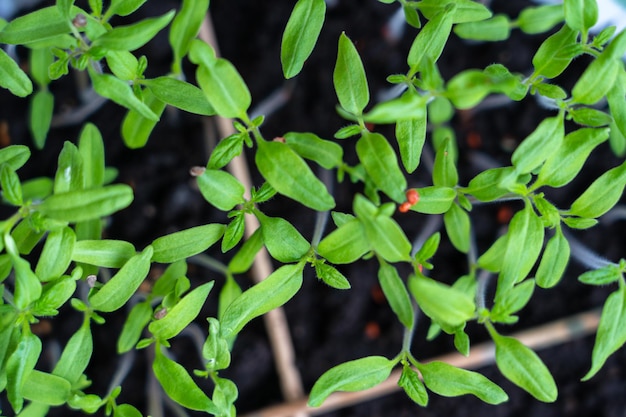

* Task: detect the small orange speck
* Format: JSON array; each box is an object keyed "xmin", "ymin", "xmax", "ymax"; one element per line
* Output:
[
  {"xmin": 365, "ymin": 122, "xmax": 375, "ymax": 131},
  {"xmin": 399, "ymin": 202, "xmax": 412, "ymax": 213},
  {"xmin": 364, "ymin": 322, "xmax": 381, "ymax": 340},
  {"xmin": 406, "ymin": 189, "xmax": 419, "ymax": 205},
  {"xmin": 497, "ymin": 206, "xmax": 514, "ymax": 224},
  {"xmin": 371, "ymin": 285, "xmax": 385, "ymax": 304}
]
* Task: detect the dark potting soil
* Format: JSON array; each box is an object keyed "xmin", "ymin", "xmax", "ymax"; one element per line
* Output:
[{"xmin": 1, "ymin": 0, "xmax": 626, "ymax": 416}]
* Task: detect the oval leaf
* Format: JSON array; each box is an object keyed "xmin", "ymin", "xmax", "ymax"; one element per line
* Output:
[
  {"xmin": 334, "ymin": 32, "xmax": 369, "ymax": 115},
  {"xmin": 151, "ymin": 224, "xmax": 225, "ymax": 263},
  {"xmin": 281, "ymin": 0, "xmax": 326, "ymax": 78}
]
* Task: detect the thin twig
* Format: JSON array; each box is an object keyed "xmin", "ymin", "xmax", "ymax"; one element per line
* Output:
[
  {"xmin": 198, "ymin": 14, "xmax": 307, "ymax": 412},
  {"xmin": 240, "ymin": 309, "xmax": 600, "ymax": 417}
]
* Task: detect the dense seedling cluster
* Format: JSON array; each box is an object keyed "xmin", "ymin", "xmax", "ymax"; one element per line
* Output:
[{"xmin": 1, "ymin": 0, "xmax": 626, "ymax": 415}]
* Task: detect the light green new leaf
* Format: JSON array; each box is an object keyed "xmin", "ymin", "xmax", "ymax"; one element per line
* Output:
[
  {"xmin": 281, "ymin": 0, "xmax": 326, "ymax": 79},
  {"xmin": 121, "ymin": 88, "xmax": 167, "ymax": 149},
  {"xmin": 535, "ymin": 228, "xmax": 570, "ymax": 288},
  {"xmin": 363, "ymin": 91, "xmax": 427, "ymax": 124},
  {"xmin": 35, "ymin": 226, "xmax": 75, "ymax": 282},
  {"xmin": 564, "ymin": 0, "xmax": 598, "ymax": 34},
  {"xmin": 11, "ymin": 255, "xmax": 42, "ymax": 310},
  {"xmin": 89, "ymin": 246, "xmax": 153, "ymax": 312},
  {"xmin": 411, "ymin": 186, "xmax": 456, "ymax": 214},
  {"xmin": 78, "ymin": 123, "xmax": 105, "ymax": 189},
  {"xmin": 407, "ymin": 6, "xmax": 455, "ymax": 74},
  {"xmin": 432, "ymin": 137, "xmax": 458, "ymax": 187},
  {"xmin": 497, "ymin": 204, "xmax": 544, "ymax": 297},
  {"xmin": 464, "ymin": 167, "xmax": 516, "ymax": 202},
  {"xmin": 29, "ymin": 90, "xmax": 54, "ymax": 149},
  {"xmin": 572, "ymin": 54, "xmax": 620, "ymax": 106},
  {"xmin": 257, "ymin": 212, "xmax": 310, "ymax": 263},
  {"xmin": 444, "ymin": 202, "xmax": 471, "ymax": 253},
  {"xmin": 518, "ymin": 5, "xmax": 564, "ymax": 34},
  {"xmin": 532, "ymin": 25, "xmax": 579, "ymax": 78},
  {"xmin": 169, "ymin": 0, "xmax": 209, "ymax": 72},
  {"xmin": 144, "ymin": 77, "xmax": 214, "ymax": 115},
  {"xmin": 22, "ymin": 370, "xmax": 71, "ymax": 406},
  {"xmin": 0, "ymin": 145, "xmax": 30, "ymax": 171},
  {"xmin": 569, "ymin": 159, "xmax": 626, "ymax": 218},
  {"xmin": 93, "ymin": 10, "xmax": 174, "ymax": 51},
  {"xmin": 417, "ymin": 0, "xmax": 491, "ymax": 24},
  {"xmin": 38, "ymin": 184, "xmax": 133, "ymax": 222},
  {"xmin": 512, "ymin": 115, "xmax": 564, "ymax": 174},
  {"xmin": 118, "ymin": 301, "xmax": 152, "ymax": 353},
  {"xmin": 107, "ymin": 0, "xmax": 146, "ymax": 17},
  {"xmin": 203, "ymin": 318, "xmax": 231, "ymax": 371},
  {"xmin": 536, "ymin": 127, "xmax": 608, "ymax": 188},
  {"xmin": 114, "ymin": 404, "xmax": 143, "ymax": 417},
  {"xmin": 334, "ymin": 32, "xmax": 369, "ymax": 115},
  {"xmin": 583, "ymin": 285, "xmax": 626, "ymax": 380},
  {"xmin": 221, "ymin": 263, "xmax": 304, "ymax": 338},
  {"xmin": 608, "ymin": 70, "xmax": 626, "ymax": 140},
  {"xmin": 90, "ymin": 71, "xmax": 158, "ymax": 121},
  {"xmin": 53, "ymin": 141, "xmax": 83, "ymax": 194},
  {"xmin": 454, "ymin": 15, "xmax": 510, "ymax": 41},
  {"xmin": 33, "ymin": 274, "xmax": 76, "ymax": 315},
  {"xmin": 0, "ymin": 6, "xmax": 72, "ymax": 45},
  {"xmin": 418, "ymin": 361, "xmax": 508, "ymax": 404},
  {"xmin": 255, "ymin": 139, "xmax": 335, "ymax": 211},
  {"xmin": 105, "ymin": 50, "xmax": 139, "ymax": 81},
  {"xmin": 6, "ymin": 331, "xmax": 42, "ymax": 413},
  {"xmin": 0, "ymin": 48, "xmax": 33, "ymax": 97},
  {"xmin": 197, "ymin": 169, "xmax": 245, "ymax": 211},
  {"xmin": 408, "ymin": 274, "xmax": 475, "ymax": 329},
  {"xmin": 398, "ymin": 364, "xmax": 428, "ymax": 406},
  {"xmin": 395, "ymin": 113, "xmax": 427, "ymax": 173},
  {"xmin": 578, "ymin": 265, "xmax": 622, "ymax": 286},
  {"xmin": 356, "ymin": 132, "xmax": 406, "ymax": 203},
  {"xmin": 1, "ymin": 164, "xmax": 22, "ymax": 206},
  {"xmin": 222, "ymin": 213, "xmax": 245, "ymax": 252},
  {"xmin": 569, "ymin": 107, "xmax": 613, "ymax": 127},
  {"xmin": 284, "ymin": 132, "xmax": 343, "ymax": 169},
  {"xmin": 207, "ymin": 133, "xmax": 245, "ymax": 170},
  {"xmin": 317, "ymin": 219, "xmax": 370, "ymax": 264},
  {"xmin": 491, "ymin": 279, "xmax": 535, "ymax": 322},
  {"xmin": 378, "ymin": 261, "xmax": 414, "ymax": 328},
  {"xmin": 149, "ymin": 281, "xmax": 214, "ymax": 340},
  {"xmin": 228, "ymin": 228, "xmax": 263, "ymax": 274},
  {"xmin": 363, "ymin": 216, "xmax": 412, "ymax": 263},
  {"xmin": 52, "ymin": 319, "xmax": 92, "ymax": 384},
  {"xmin": 308, "ymin": 356, "xmax": 394, "ymax": 407},
  {"xmin": 151, "ymin": 224, "xmax": 225, "ymax": 263},
  {"xmin": 315, "ymin": 262, "xmax": 350, "ymax": 289},
  {"xmin": 72, "ymin": 239, "xmax": 135, "ymax": 268},
  {"xmin": 153, "ymin": 346, "xmax": 219, "ymax": 413},
  {"xmin": 446, "ymin": 70, "xmax": 491, "ymax": 109},
  {"xmin": 492, "ymin": 331, "xmax": 557, "ymax": 402}
]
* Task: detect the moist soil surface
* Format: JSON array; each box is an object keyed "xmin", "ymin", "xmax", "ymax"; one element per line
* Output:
[{"xmin": 2, "ymin": 0, "xmax": 626, "ymax": 416}]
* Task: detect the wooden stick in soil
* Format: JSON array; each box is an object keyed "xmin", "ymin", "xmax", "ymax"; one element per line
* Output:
[
  {"xmin": 198, "ymin": 15, "xmax": 308, "ymax": 415},
  {"xmin": 241, "ymin": 309, "xmax": 601, "ymax": 417}
]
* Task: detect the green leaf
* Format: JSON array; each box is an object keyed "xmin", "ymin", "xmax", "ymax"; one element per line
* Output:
[
  {"xmin": 93, "ymin": 10, "xmax": 174, "ymax": 51},
  {"xmin": 107, "ymin": 0, "xmax": 146, "ymax": 17},
  {"xmin": 518, "ymin": 5, "xmax": 564, "ymax": 34},
  {"xmin": 207, "ymin": 133, "xmax": 245, "ymax": 170},
  {"xmin": 443, "ymin": 202, "xmax": 471, "ymax": 253},
  {"xmin": 464, "ymin": 167, "xmax": 515, "ymax": 202},
  {"xmin": 568, "ymin": 159, "xmax": 626, "ymax": 218},
  {"xmin": 414, "ymin": 232, "xmax": 441, "ymax": 266},
  {"xmin": 33, "ymin": 274, "xmax": 77, "ymax": 315},
  {"xmin": 29, "ymin": 90, "xmax": 54, "ymax": 149},
  {"xmin": 498, "ymin": 204, "xmax": 544, "ymax": 297},
  {"xmin": 105, "ymin": 50, "xmax": 139, "ymax": 81},
  {"xmin": 151, "ymin": 224, "xmax": 225, "ymax": 263},
  {"xmin": 418, "ymin": 361, "xmax": 508, "ymax": 404},
  {"xmin": 220, "ymin": 263, "xmax": 304, "ymax": 338},
  {"xmin": 315, "ymin": 262, "xmax": 350, "ymax": 289},
  {"xmin": 569, "ymin": 107, "xmax": 613, "ymax": 127},
  {"xmin": 257, "ymin": 212, "xmax": 310, "ymax": 263},
  {"xmin": 10, "ymin": 255, "xmax": 42, "ymax": 310},
  {"xmin": 90, "ymin": 70, "xmax": 159, "ymax": 121},
  {"xmin": 88, "ymin": 247, "xmax": 153, "ymax": 312},
  {"xmin": 35, "ymin": 226, "xmax": 75, "ymax": 282},
  {"xmin": 218, "ymin": 276, "xmax": 242, "ymax": 321},
  {"xmin": 308, "ymin": 356, "xmax": 394, "ymax": 407},
  {"xmin": 144, "ymin": 77, "xmax": 214, "ymax": 115},
  {"xmin": 228, "ymin": 228, "xmax": 263, "ymax": 274},
  {"xmin": 169, "ymin": 0, "xmax": 209, "ymax": 72},
  {"xmin": 492, "ymin": 279, "xmax": 535, "ymax": 322},
  {"xmin": 407, "ymin": 6, "xmax": 455, "ymax": 74},
  {"xmin": 57, "ymin": 0, "xmax": 75, "ymax": 20},
  {"xmin": 408, "ymin": 274, "xmax": 475, "ymax": 329},
  {"xmin": 512, "ymin": 115, "xmax": 564, "ymax": 174},
  {"xmin": 78, "ymin": 123, "xmax": 105, "ymax": 189},
  {"xmin": 222, "ymin": 213, "xmax": 245, "ymax": 252},
  {"xmin": 203, "ymin": 318, "xmax": 231, "ymax": 371},
  {"xmin": 284, "ymin": 132, "xmax": 343, "ymax": 169},
  {"xmin": 363, "ymin": 215, "xmax": 412, "ymax": 263},
  {"xmin": 153, "ymin": 346, "xmax": 218, "ymax": 413},
  {"xmin": 0, "ymin": 48, "xmax": 33, "ymax": 97},
  {"xmin": 6, "ymin": 331, "xmax": 42, "ymax": 413},
  {"xmin": 491, "ymin": 330, "xmax": 557, "ymax": 402},
  {"xmin": 536, "ymin": 127, "xmax": 608, "ymax": 188},
  {"xmin": 454, "ymin": 15, "xmax": 510, "ymax": 41},
  {"xmin": 378, "ymin": 261, "xmax": 413, "ymax": 328},
  {"xmin": 281, "ymin": 0, "xmax": 326, "ymax": 78},
  {"xmin": 608, "ymin": 70, "xmax": 626, "ymax": 140},
  {"xmin": 572, "ymin": 55, "xmax": 620, "ymax": 106},
  {"xmin": 197, "ymin": 169, "xmax": 245, "ymax": 211},
  {"xmin": 432, "ymin": 137, "xmax": 458, "ymax": 187},
  {"xmin": 0, "ymin": 145, "xmax": 30, "ymax": 171},
  {"xmin": 1, "ymin": 164, "xmax": 22, "ymax": 206},
  {"xmin": 52, "ymin": 319, "xmax": 92, "ymax": 383},
  {"xmin": 0, "ymin": 6, "xmax": 72, "ymax": 45},
  {"xmin": 38, "ymin": 184, "xmax": 133, "ymax": 223},
  {"xmin": 363, "ymin": 91, "xmax": 427, "ymax": 124},
  {"xmin": 114, "ymin": 404, "xmax": 142, "ymax": 417},
  {"xmin": 532, "ymin": 25, "xmax": 579, "ymax": 78},
  {"xmin": 53, "ymin": 141, "xmax": 83, "ymax": 194},
  {"xmin": 535, "ymin": 228, "xmax": 570, "ymax": 288},
  {"xmin": 417, "ymin": 0, "xmax": 492, "ymax": 24},
  {"xmin": 149, "ymin": 281, "xmax": 214, "ymax": 340},
  {"xmin": 121, "ymin": 88, "xmax": 167, "ymax": 149},
  {"xmin": 583, "ymin": 285, "xmax": 626, "ymax": 380},
  {"xmin": 398, "ymin": 364, "xmax": 428, "ymax": 406},
  {"xmin": 255, "ymin": 139, "xmax": 335, "ymax": 211},
  {"xmin": 118, "ymin": 301, "xmax": 152, "ymax": 353},
  {"xmin": 564, "ymin": 0, "xmax": 598, "ymax": 34},
  {"xmin": 411, "ymin": 186, "xmax": 455, "ymax": 214},
  {"xmin": 356, "ymin": 132, "xmax": 407, "ymax": 203},
  {"xmin": 578, "ymin": 265, "xmax": 622, "ymax": 286},
  {"xmin": 334, "ymin": 32, "xmax": 369, "ymax": 115},
  {"xmin": 72, "ymin": 239, "xmax": 135, "ymax": 268},
  {"xmin": 317, "ymin": 219, "xmax": 370, "ymax": 264},
  {"xmin": 395, "ymin": 114, "xmax": 426, "ymax": 174},
  {"xmin": 22, "ymin": 370, "xmax": 71, "ymax": 406}
]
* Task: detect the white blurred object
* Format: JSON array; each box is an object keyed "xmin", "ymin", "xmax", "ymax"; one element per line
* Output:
[
  {"xmin": 534, "ymin": 0, "xmax": 626, "ymax": 33},
  {"xmin": 0, "ymin": 0, "xmax": 46, "ymax": 20}
]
